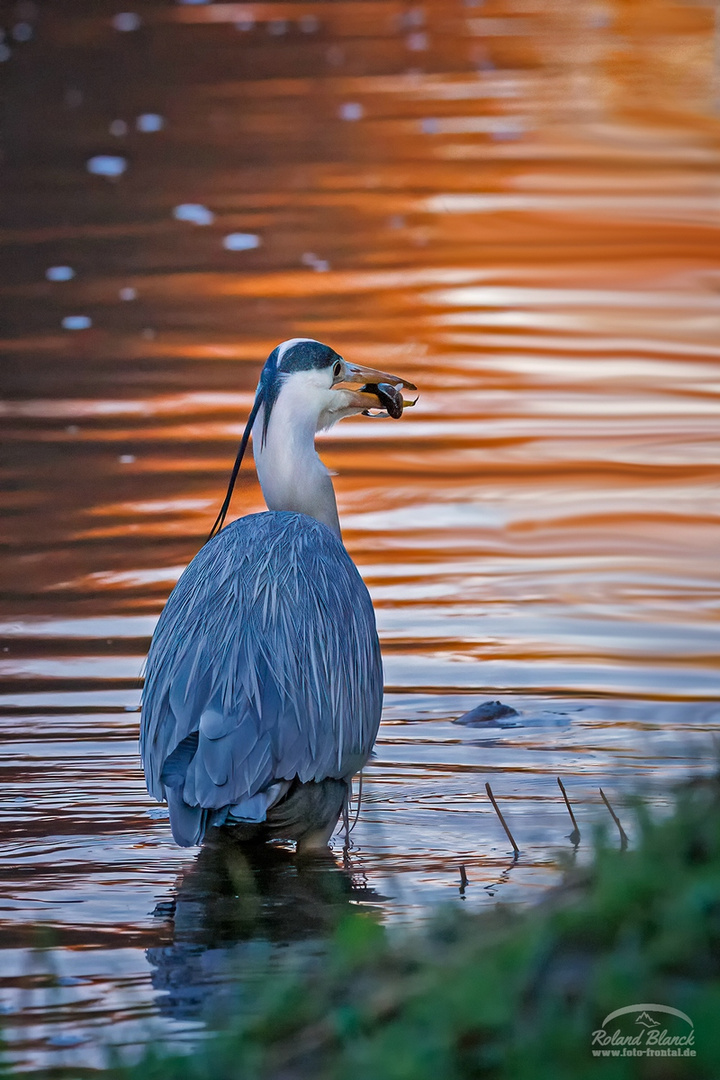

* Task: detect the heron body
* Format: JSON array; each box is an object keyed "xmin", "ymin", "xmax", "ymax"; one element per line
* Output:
[{"xmin": 140, "ymin": 338, "xmax": 416, "ymax": 851}]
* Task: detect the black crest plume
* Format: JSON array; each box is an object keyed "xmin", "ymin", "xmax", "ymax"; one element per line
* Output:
[{"xmin": 207, "ymin": 392, "xmax": 263, "ymax": 542}]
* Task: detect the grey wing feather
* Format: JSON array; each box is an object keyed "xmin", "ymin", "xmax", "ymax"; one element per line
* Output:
[{"xmin": 140, "ymin": 511, "xmax": 382, "ymax": 843}]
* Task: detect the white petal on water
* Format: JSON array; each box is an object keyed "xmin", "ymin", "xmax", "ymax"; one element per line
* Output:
[
  {"xmin": 301, "ymin": 252, "xmax": 330, "ymax": 272},
  {"xmin": 173, "ymin": 203, "xmax": 214, "ymax": 225},
  {"xmin": 86, "ymin": 155, "xmax": 127, "ymax": 178},
  {"xmin": 119, "ymin": 454, "xmax": 136, "ymax": 464},
  {"xmin": 223, "ymin": 232, "xmax": 261, "ymax": 251},
  {"xmin": 109, "ymin": 119, "xmax": 128, "ymax": 136},
  {"xmin": 61, "ymin": 316, "xmax": 92, "ymax": 330},
  {"xmin": 112, "ymin": 12, "xmax": 141, "ymax": 31},
  {"xmin": 339, "ymin": 102, "xmax": 364, "ymax": 121},
  {"xmin": 490, "ymin": 120, "xmax": 526, "ymax": 141},
  {"xmin": 420, "ymin": 117, "xmax": 440, "ymax": 134},
  {"xmin": 119, "ymin": 287, "xmax": 137, "ymax": 301},
  {"xmin": 136, "ymin": 112, "xmax": 164, "ymax": 132},
  {"xmin": 46, "ymin": 266, "xmax": 75, "ymax": 282}
]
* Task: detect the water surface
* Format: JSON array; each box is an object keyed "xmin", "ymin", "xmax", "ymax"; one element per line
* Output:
[{"xmin": 1, "ymin": 0, "xmax": 719, "ymax": 1068}]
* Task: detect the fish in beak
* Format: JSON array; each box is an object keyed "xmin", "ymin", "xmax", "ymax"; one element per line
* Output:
[{"xmin": 333, "ymin": 361, "xmax": 418, "ymax": 419}]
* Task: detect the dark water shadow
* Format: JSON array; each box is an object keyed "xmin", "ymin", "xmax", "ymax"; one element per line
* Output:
[{"xmin": 146, "ymin": 835, "xmax": 385, "ymax": 1020}]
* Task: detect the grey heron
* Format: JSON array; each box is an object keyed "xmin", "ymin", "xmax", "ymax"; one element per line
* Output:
[{"xmin": 140, "ymin": 338, "xmax": 417, "ymax": 852}]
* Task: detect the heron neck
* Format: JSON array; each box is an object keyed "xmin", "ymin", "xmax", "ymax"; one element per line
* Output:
[{"xmin": 252, "ymin": 400, "xmax": 341, "ymax": 537}]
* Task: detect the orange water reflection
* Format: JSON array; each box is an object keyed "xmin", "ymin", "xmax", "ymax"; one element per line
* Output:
[{"xmin": 0, "ymin": 0, "xmax": 719, "ymax": 1067}]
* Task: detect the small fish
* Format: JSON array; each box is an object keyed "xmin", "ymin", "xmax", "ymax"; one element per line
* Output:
[{"xmin": 361, "ymin": 381, "xmax": 405, "ymax": 418}]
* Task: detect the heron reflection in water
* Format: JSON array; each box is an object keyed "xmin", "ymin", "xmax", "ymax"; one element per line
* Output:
[
  {"xmin": 147, "ymin": 836, "xmax": 385, "ymax": 1020},
  {"xmin": 141, "ymin": 339, "xmax": 417, "ymax": 851}
]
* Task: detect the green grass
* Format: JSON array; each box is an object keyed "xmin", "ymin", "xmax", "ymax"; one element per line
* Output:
[{"xmin": 122, "ymin": 777, "xmax": 720, "ymax": 1080}]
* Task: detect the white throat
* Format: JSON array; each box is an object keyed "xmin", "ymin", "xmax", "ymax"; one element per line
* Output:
[{"xmin": 252, "ymin": 372, "xmax": 341, "ymax": 537}]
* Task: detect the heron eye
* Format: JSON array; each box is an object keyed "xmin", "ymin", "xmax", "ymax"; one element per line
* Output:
[{"xmin": 333, "ymin": 360, "xmax": 342, "ymax": 378}]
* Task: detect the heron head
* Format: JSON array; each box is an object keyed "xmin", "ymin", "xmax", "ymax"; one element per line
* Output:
[
  {"xmin": 257, "ymin": 338, "xmax": 418, "ymax": 442},
  {"xmin": 208, "ymin": 338, "xmax": 417, "ymax": 539}
]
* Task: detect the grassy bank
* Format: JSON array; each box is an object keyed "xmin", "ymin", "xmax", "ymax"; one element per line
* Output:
[{"xmin": 120, "ymin": 777, "xmax": 720, "ymax": 1080}]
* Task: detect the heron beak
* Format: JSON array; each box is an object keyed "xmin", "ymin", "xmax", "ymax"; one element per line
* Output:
[{"xmin": 333, "ymin": 362, "xmax": 418, "ymax": 417}]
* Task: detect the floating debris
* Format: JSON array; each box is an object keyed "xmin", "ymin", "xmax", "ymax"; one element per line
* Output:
[
  {"xmin": 47, "ymin": 1033, "xmax": 86, "ymax": 1048},
  {"xmin": 326, "ymin": 45, "xmax": 344, "ymax": 66},
  {"xmin": 173, "ymin": 203, "xmax": 214, "ymax": 225},
  {"xmin": 64, "ymin": 87, "xmax": 83, "ymax": 108},
  {"xmin": 86, "ymin": 155, "xmax": 127, "ymax": 178},
  {"xmin": 112, "ymin": 12, "xmax": 142, "ymax": 32},
  {"xmin": 406, "ymin": 31, "xmax": 429, "ymax": 51},
  {"xmin": 61, "ymin": 315, "xmax": 92, "ymax": 330},
  {"xmin": 301, "ymin": 252, "xmax": 330, "ymax": 272},
  {"xmin": 136, "ymin": 113, "xmax": 164, "ymax": 133},
  {"xmin": 119, "ymin": 454, "xmax": 136, "ymax": 464},
  {"xmin": 339, "ymin": 102, "xmax": 364, "ymax": 121},
  {"xmin": 46, "ymin": 265, "xmax": 75, "ymax": 282},
  {"xmin": 491, "ymin": 121, "xmax": 526, "ymax": 142},
  {"xmin": 223, "ymin": 232, "xmax": 261, "ymax": 251},
  {"xmin": 454, "ymin": 700, "xmax": 519, "ymax": 726},
  {"xmin": 119, "ymin": 287, "xmax": 137, "ymax": 301},
  {"xmin": 400, "ymin": 6, "xmax": 426, "ymax": 29},
  {"xmin": 299, "ymin": 15, "xmax": 320, "ymax": 33},
  {"xmin": 12, "ymin": 22, "xmax": 33, "ymax": 42},
  {"xmin": 109, "ymin": 119, "xmax": 128, "ymax": 137}
]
